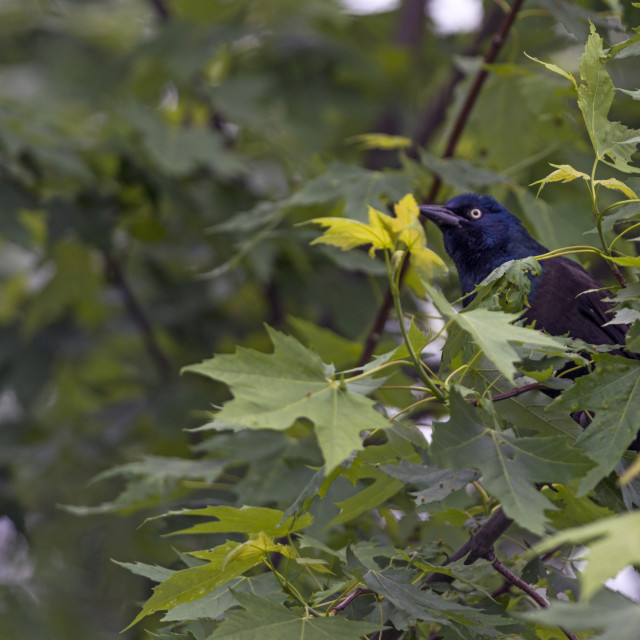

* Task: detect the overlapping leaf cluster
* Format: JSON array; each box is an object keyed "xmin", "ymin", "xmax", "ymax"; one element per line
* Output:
[
  {"xmin": 3, "ymin": 2, "xmax": 640, "ymax": 640},
  {"xmin": 102, "ymin": 15, "xmax": 640, "ymax": 640}
]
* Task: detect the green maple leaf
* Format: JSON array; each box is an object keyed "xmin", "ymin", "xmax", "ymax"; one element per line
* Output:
[
  {"xmin": 209, "ymin": 592, "xmax": 385, "ymax": 640},
  {"xmin": 183, "ymin": 327, "xmax": 389, "ymax": 473},
  {"xmin": 125, "ymin": 535, "xmax": 293, "ymax": 629},
  {"xmin": 532, "ymin": 511, "xmax": 640, "ymax": 600},
  {"xmin": 530, "ymin": 25, "xmax": 640, "ymax": 174},
  {"xmin": 577, "ymin": 24, "xmax": 640, "ymax": 173},
  {"xmin": 549, "ymin": 354, "xmax": 640, "ymax": 494},
  {"xmin": 522, "ymin": 587, "xmax": 640, "ymax": 640},
  {"xmin": 431, "ymin": 389, "xmax": 594, "ymax": 535},
  {"xmin": 164, "ymin": 506, "xmax": 313, "ymax": 537},
  {"xmin": 288, "ymin": 162, "xmax": 412, "ymax": 222},
  {"xmin": 363, "ymin": 568, "xmax": 518, "ymax": 632},
  {"xmin": 426, "ymin": 282, "xmax": 567, "ymax": 384}
]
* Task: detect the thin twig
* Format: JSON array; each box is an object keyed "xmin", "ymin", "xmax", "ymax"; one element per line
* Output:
[
  {"xmin": 395, "ymin": 0, "xmax": 426, "ymax": 49},
  {"xmin": 487, "ymin": 551, "xmax": 548, "ymax": 608},
  {"xmin": 488, "ymin": 553, "xmax": 579, "ymax": 640},
  {"xmin": 411, "ymin": 4, "xmax": 503, "ymax": 151},
  {"xmin": 103, "ymin": 253, "xmax": 173, "ymax": 380},
  {"xmin": 357, "ymin": 0, "xmax": 527, "ymax": 367},
  {"xmin": 468, "ymin": 381, "xmax": 543, "ymax": 406},
  {"xmin": 147, "ymin": 0, "xmax": 171, "ymax": 22},
  {"xmin": 424, "ymin": 507, "xmax": 514, "ymax": 584},
  {"xmin": 426, "ymin": 0, "xmax": 525, "ymax": 200},
  {"xmin": 331, "ymin": 588, "xmax": 374, "ymax": 614}
]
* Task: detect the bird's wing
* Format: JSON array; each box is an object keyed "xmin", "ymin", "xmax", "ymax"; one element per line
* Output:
[
  {"xmin": 525, "ymin": 256, "xmax": 628, "ymax": 348},
  {"xmin": 558, "ymin": 257, "xmax": 628, "ymax": 346}
]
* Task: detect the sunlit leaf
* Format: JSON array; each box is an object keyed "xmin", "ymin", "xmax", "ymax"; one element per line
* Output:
[
  {"xmin": 182, "ymin": 327, "xmax": 389, "ymax": 473},
  {"xmin": 530, "ymin": 163, "xmax": 590, "ymax": 196}
]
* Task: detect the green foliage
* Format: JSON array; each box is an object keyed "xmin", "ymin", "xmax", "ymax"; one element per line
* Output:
[
  {"xmin": 551, "ymin": 354, "xmax": 640, "ymax": 493},
  {"xmin": 532, "ymin": 510, "xmax": 640, "ymax": 599},
  {"xmin": 431, "ymin": 389, "xmax": 594, "ymax": 534},
  {"xmin": 207, "ymin": 592, "xmax": 385, "ymax": 640},
  {"xmin": 3, "ymin": 2, "xmax": 640, "ymax": 640},
  {"xmin": 183, "ymin": 327, "xmax": 389, "ymax": 472}
]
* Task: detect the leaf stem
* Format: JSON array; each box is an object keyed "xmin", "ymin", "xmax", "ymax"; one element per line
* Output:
[
  {"xmin": 534, "ymin": 245, "xmax": 603, "ymax": 261},
  {"xmin": 608, "ymin": 220, "xmax": 640, "ymax": 253},
  {"xmin": 388, "ymin": 395, "xmax": 437, "ymax": 421},
  {"xmin": 599, "ymin": 198, "xmax": 640, "ymax": 216},
  {"xmin": 385, "ymin": 251, "xmax": 445, "ymax": 402},
  {"xmin": 345, "ymin": 359, "xmax": 412, "ymax": 382},
  {"xmin": 588, "ymin": 158, "xmax": 626, "ymax": 285}
]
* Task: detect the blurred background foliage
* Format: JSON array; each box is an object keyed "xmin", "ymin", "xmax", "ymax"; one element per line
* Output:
[{"xmin": 0, "ymin": 0, "xmax": 638, "ymax": 638}]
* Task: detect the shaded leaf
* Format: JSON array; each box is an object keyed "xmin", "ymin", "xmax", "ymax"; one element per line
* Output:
[
  {"xmin": 288, "ymin": 163, "xmax": 412, "ymax": 222},
  {"xmin": 532, "ymin": 511, "xmax": 640, "ymax": 599},
  {"xmin": 550, "ymin": 354, "xmax": 640, "ymax": 493},
  {"xmin": 378, "ymin": 460, "xmax": 478, "ymax": 505},
  {"xmin": 418, "ymin": 151, "xmax": 507, "ymax": 191},
  {"xmin": 329, "ymin": 468, "xmax": 403, "ymax": 527},
  {"xmin": 431, "ymin": 389, "xmax": 594, "ymax": 534},
  {"xmin": 208, "ymin": 591, "xmax": 384, "ymax": 639},
  {"xmin": 522, "ymin": 589, "xmax": 640, "ymax": 640}
]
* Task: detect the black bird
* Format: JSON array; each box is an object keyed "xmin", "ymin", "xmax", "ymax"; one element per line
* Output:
[
  {"xmin": 419, "ymin": 193, "xmax": 629, "ymax": 354},
  {"xmin": 420, "ymin": 193, "xmax": 639, "ymax": 449}
]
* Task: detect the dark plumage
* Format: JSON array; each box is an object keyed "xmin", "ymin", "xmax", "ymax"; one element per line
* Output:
[
  {"xmin": 420, "ymin": 193, "xmax": 639, "ymax": 450},
  {"xmin": 419, "ymin": 193, "xmax": 628, "ymax": 352}
]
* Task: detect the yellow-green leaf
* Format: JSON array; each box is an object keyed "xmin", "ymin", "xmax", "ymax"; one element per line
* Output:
[
  {"xmin": 525, "ymin": 53, "xmax": 578, "ymax": 89},
  {"xmin": 531, "ymin": 511, "xmax": 640, "ymax": 600},
  {"xmin": 310, "ymin": 213, "xmax": 393, "ymax": 256},
  {"xmin": 530, "ymin": 163, "xmax": 590, "ymax": 196},
  {"xmin": 594, "ymin": 177, "xmax": 639, "ymax": 199},
  {"xmin": 349, "ymin": 133, "xmax": 412, "ymax": 150}
]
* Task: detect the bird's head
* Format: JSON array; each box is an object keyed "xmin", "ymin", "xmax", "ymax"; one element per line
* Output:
[{"xmin": 419, "ymin": 193, "xmax": 546, "ymax": 295}]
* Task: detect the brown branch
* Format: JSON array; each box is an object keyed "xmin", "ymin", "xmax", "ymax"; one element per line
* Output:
[
  {"xmin": 423, "ymin": 507, "xmax": 513, "ymax": 585},
  {"xmin": 357, "ymin": 0, "xmax": 527, "ymax": 367},
  {"xmin": 147, "ymin": 0, "xmax": 171, "ymax": 22},
  {"xmin": 370, "ymin": 506, "xmax": 576, "ymax": 640},
  {"xmin": 468, "ymin": 381, "xmax": 544, "ymax": 406},
  {"xmin": 411, "ymin": 4, "xmax": 504, "ymax": 151},
  {"xmin": 103, "ymin": 253, "xmax": 173, "ymax": 380},
  {"xmin": 488, "ymin": 553, "xmax": 579, "ymax": 640},
  {"xmin": 330, "ymin": 588, "xmax": 374, "ymax": 614},
  {"xmin": 426, "ymin": 0, "xmax": 526, "ymax": 199},
  {"xmin": 487, "ymin": 551, "xmax": 548, "ymax": 608},
  {"xmin": 395, "ymin": 0, "xmax": 426, "ymax": 49}
]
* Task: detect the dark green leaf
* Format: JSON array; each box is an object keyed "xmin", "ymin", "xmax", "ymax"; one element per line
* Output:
[
  {"xmin": 550, "ymin": 354, "xmax": 640, "ymax": 493},
  {"xmin": 431, "ymin": 389, "xmax": 594, "ymax": 534},
  {"xmin": 208, "ymin": 592, "xmax": 385, "ymax": 640}
]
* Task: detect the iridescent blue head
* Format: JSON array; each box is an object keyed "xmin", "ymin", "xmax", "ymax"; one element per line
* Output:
[{"xmin": 419, "ymin": 193, "xmax": 547, "ymax": 297}]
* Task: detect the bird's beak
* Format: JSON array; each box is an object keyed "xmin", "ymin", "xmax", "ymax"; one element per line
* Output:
[{"xmin": 419, "ymin": 204, "xmax": 463, "ymax": 228}]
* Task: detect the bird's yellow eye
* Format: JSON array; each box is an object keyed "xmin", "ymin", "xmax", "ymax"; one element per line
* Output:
[{"xmin": 469, "ymin": 208, "xmax": 482, "ymax": 220}]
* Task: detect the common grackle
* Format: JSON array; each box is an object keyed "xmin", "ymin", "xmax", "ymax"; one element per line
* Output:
[
  {"xmin": 419, "ymin": 193, "xmax": 630, "ymax": 354},
  {"xmin": 420, "ymin": 193, "xmax": 639, "ymax": 448}
]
